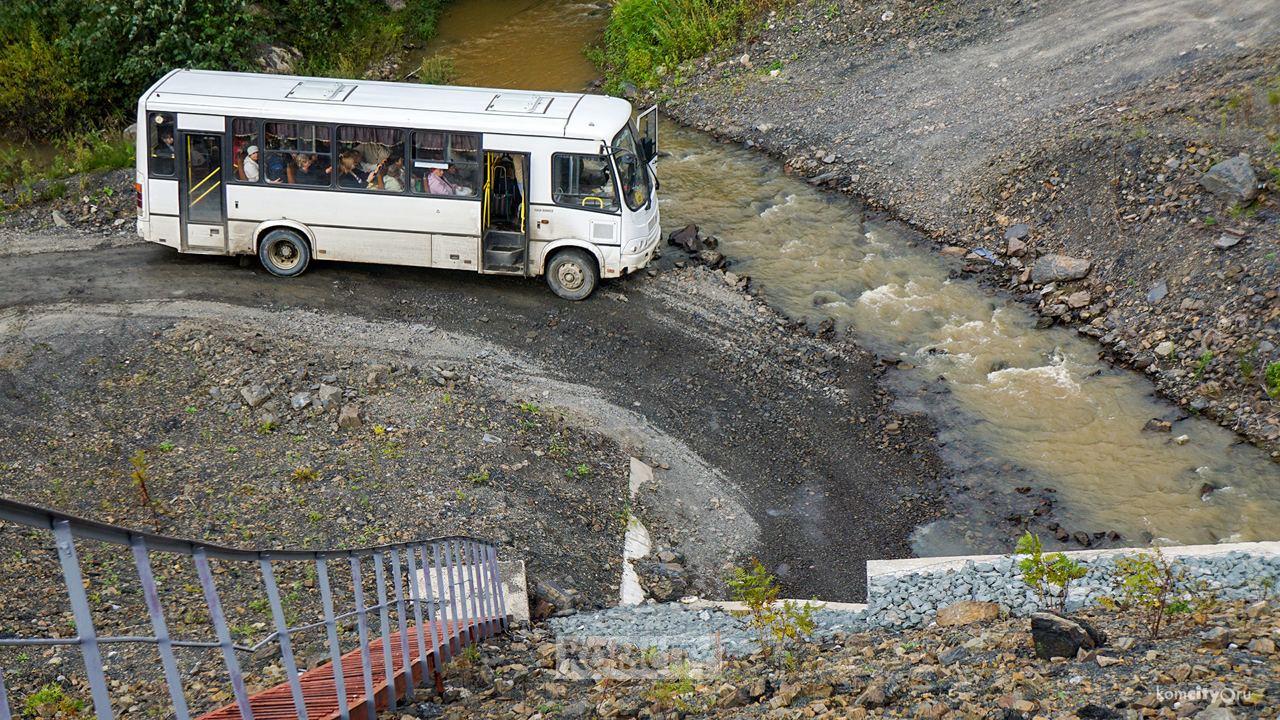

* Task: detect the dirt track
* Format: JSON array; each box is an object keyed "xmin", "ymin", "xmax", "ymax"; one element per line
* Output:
[{"xmin": 0, "ymin": 238, "xmax": 943, "ymax": 601}]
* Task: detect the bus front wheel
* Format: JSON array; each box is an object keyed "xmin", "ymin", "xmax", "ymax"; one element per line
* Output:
[
  {"xmin": 545, "ymin": 249, "xmax": 598, "ymax": 301},
  {"xmin": 258, "ymin": 229, "xmax": 311, "ymax": 278}
]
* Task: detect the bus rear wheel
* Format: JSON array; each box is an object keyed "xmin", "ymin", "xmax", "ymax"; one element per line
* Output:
[
  {"xmin": 258, "ymin": 228, "xmax": 311, "ymax": 277},
  {"xmin": 545, "ymin": 249, "xmax": 598, "ymax": 301}
]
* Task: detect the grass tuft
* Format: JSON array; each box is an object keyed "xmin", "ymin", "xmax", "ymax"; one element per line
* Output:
[{"xmin": 590, "ymin": 0, "xmax": 778, "ymax": 93}]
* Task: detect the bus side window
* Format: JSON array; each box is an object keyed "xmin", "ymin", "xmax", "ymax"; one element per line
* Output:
[
  {"xmin": 232, "ymin": 118, "xmax": 259, "ymax": 183},
  {"xmin": 265, "ymin": 121, "xmax": 332, "ymax": 186},
  {"xmin": 337, "ymin": 125, "xmax": 405, "ymax": 192},
  {"xmin": 411, "ymin": 130, "xmax": 480, "ymax": 197},
  {"xmin": 148, "ymin": 113, "xmax": 176, "ymax": 177},
  {"xmin": 551, "ymin": 153, "xmax": 618, "ymax": 212}
]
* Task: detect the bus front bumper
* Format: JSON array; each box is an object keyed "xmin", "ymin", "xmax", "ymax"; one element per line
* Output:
[{"xmin": 618, "ymin": 230, "xmax": 661, "ymax": 277}]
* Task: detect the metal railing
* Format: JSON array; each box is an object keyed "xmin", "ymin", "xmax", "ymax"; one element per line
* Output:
[{"xmin": 0, "ymin": 497, "xmax": 508, "ymax": 720}]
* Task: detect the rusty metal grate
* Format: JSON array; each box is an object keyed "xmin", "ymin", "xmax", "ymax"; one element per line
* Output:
[{"xmin": 0, "ymin": 497, "xmax": 508, "ymax": 720}]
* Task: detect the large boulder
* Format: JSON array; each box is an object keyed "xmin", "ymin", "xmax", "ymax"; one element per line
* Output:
[
  {"xmin": 1199, "ymin": 154, "xmax": 1258, "ymax": 202},
  {"xmin": 936, "ymin": 600, "xmax": 1000, "ymax": 627},
  {"xmin": 633, "ymin": 558, "xmax": 689, "ymax": 602},
  {"xmin": 1031, "ymin": 254, "xmax": 1092, "ymax": 284},
  {"xmin": 667, "ymin": 224, "xmax": 702, "ymax": 252},
  {"xmin": 1031, "ymin": 612, "xmax": 1106, "ymax": 660}
]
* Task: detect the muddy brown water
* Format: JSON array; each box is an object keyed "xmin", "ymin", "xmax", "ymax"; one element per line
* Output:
[{"xmin": 384, "ymin": 4, "xmax": 1280, "ymax": 554}]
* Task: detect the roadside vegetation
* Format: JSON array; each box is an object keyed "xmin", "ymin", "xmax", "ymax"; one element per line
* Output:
[
  {"xmin": 0, "ymin": 0, "xmax": 446, "ymax": 182},
  {"xmin": 590, "ymin": 0, "xmax": 779, "ymax": 94}
]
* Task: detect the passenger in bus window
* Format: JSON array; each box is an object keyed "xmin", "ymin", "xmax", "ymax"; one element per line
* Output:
[
  {"xmin": 242, "ymin": 146, "xmax": 260, "ymax": 182},
  {"xmin": 264, "ymin": 152, "xmax": 287, "ymax": 183},
  {"xmin": 426, "ymin": 165, "xmax": 458, "ymax": 195},
  {"xmin": 369, "ymin": 152, "xmax": 404, "ymax": 192},
  {"xmin": 153, "ymin": 129, "xmax": 176, "ymax": 175},
  {"xmin": 291, "ymin": 153, "xmax": 329, "ymax": 186},
  {"xmin": 336, "ymin": 150, "xmax": 368, "ymax": 189}
]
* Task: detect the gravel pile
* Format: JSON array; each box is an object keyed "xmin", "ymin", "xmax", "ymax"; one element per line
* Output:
[
  {"xmin": 549, "ymin": 602, "xmax": 868, "ymax": 662},
  {"xmin": 866, "ymin": 550, "xmax": 1280, "ymax": 630},
  {"xmin": 547, "ymin": 550, "xmax": 1280, "ymax": 657}
]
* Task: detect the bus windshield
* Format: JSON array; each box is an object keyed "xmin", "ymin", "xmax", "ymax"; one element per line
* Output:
[{"xmin": 611, "ymin": 124, "xmax": 651, "ymax": 212}]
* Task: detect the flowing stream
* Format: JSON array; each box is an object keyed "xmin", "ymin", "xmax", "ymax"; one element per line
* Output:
[{"xmin": 424, "ymin": 1, "xmax": 1280, "ymax": 555}]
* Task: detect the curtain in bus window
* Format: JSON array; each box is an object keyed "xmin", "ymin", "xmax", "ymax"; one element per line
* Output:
[
  {"xmin": 264, "ymin": 122, "xmax": 332, "ymax": 186},
  {"xmin": 231, "ymin": 118, "xmax": 258, "ymax": 182},
  {"xmin": 337, "ymin": 126, "xmax": 404, "ymax": 192},
  {"xmin": 552, "ymin": 154, "xmax": 617, "ymax": 212},
  {"xmin": 412, "ymin": 131, "xmax": 480, "ymax": 197}
]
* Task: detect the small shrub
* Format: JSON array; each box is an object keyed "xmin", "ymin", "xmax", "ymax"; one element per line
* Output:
[
  {"xmin": 417, "ymin": 54, "xmax": 458, "ymax": 85},
  {"xmin": 465, "ymin": 469, "xmax": 490, "ymax": 485},
  {"xmin": 1264, "ymin": 361, "xmax": 1280, "ymax": 398},
  {"xmin": 1101, "ymin": 548, "xmax": 1217, "ymax": 639},
  {"xmin": 22, "ymin": 682, "xmax": 84, "ymax": 718},
  {"xmin": 129, "ymin": 450, "xmax": 154, "ymax": 513},
  {"xmin": 157, "ymin": 440, "xmax": 175, "ymax": 452},
  {"xmin": 727, "ymin": 559, "xmax": 816, "ymax": 658},
  {"xmin": 1194, "ymin": 350, "xmax": 1213, "ymax": 378},
  {"xmin": 257, "ymin": 418, "xmax": 277, "ymax": 434},
  {"xmin": 291, "ymin": 466, "xmax": 318, "ymax": 483},
  {"xmin": 648, "ymin": 662, "xmax": 700, "ymax": 711},
  {"xmin": 1015, "ymin": 532, "xmax": 1086, "ymax": 614}
]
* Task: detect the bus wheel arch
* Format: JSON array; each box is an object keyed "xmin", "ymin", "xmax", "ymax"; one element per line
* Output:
[
  {"xmin": 256, "ymin": 225, "xmax": 313, "ymax": 278},
  {"xmin": 544, "ymin": 246, "xmax": 599, "ymax": 301}
]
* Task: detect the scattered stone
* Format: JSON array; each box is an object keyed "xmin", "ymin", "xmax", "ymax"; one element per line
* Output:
[
  {"xmin": 51, "ymin": 210, "xmax": 70, "ymax": 228},
  {"xmin": 1213, "ymin": 234, "xmax": 1243, "ymax": 250},
  {"xmin": 1066, "ymin": 290, "xmax": 1091, "ymax": 309},
  {"xmin": 337, "ymin": 404, "xmax": 361, "ymax": 429},
  {"xmin": 1174, "ymin": 434, "xmax": 1190, "ymax": 445},
  {"xmin": 316, "ymin": 383, "xmax": 341, "ymax": 409},
  {"xmin": 1003, "ymin": 223, "xmax": 1030, "ymax": 241},
  {"xmin": 1146, "ymin": 279, "xmax": 1168, "ymax": 304},
  {"xmin": 1154, "ymin": 341, "xmax": 1175, "ymax": 357},
  {"xmin": 1031, "ymin": 254, "xmax": 1091, "ymax": 284},
  {"xmin": 240, "ymin": 384, "xmax": 271, "ymax": 408},
  {"xmin": 1006, "ymin": 237, "xmax": 1027, "ymax": 257},
  {"xmin": 290, "ymin": 392, "xmax": 312, "ymax": 410},
  {"xmin": 1199, "ymin": 154, "xmax": 1258, "ymax": 202},
  {"xmin": 1143, "ymin": 418, "xmax": 1172, "ymax": 433}
]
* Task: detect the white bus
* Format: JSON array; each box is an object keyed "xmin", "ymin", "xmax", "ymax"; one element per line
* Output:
[{"xmin": 134, "ymin": 69, "xmax": 661, "ymax": 299}]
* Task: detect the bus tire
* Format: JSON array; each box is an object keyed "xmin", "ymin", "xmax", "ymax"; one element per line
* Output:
[
  {"xmin": 545, "ymin": 248, "xmax": 598, "ymax": 301},
  {"xmin": 258, "ymin": 228, "xmax": 311, "ymax": 277}
]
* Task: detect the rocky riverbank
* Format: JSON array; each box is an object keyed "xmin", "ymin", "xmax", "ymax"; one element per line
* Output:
[
  {"xmin": 395, "ymin": 596, "xmax": 1280, "ymax": 719},
  {"xmin": 652, "ymin": 0, "xmax": 1280, "ymax": 452}
]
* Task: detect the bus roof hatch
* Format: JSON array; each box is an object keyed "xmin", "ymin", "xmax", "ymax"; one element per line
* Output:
[
  {"xmin": 486, "ymin": 94, "xmax": 552, "ymax": 114},
  {"xmin": 285, "ymin": 81, "xmax": 357, "ymax": 102}
]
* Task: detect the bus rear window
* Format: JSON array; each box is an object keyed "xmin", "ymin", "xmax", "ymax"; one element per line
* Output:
[{"xmin": 148, "ymin": 113, "xmax": 176, "ymax": 177}]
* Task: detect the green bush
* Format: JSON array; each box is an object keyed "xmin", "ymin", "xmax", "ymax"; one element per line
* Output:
[
  {"xmin": 1265, "ymin": 361, "xmax": 1280, "ymax": 398},
  {"xmin": 0, "ymin": 30, "xmax": 83, "ymax": 138},
  {"xmin": 1015, "ymin": 531, "xmax": 1086, "ymax": 614},
  {"xmin": 1100, "ymin": 548, "xmax": 1217, "ymax": 639},
  {"xmin": 417, "ymin": 54, "xmax": 458, "ymax": 85},
  {"xmin": 591, "ymin": 0, "xmax": 775, "ymax": 93},
  {"xmin": 727, "ymin": 558, "xmax": 816, "ymax": 659}
]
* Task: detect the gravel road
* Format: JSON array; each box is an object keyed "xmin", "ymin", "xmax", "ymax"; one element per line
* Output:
[{"xmin": 0, "ymin": 238, "xmax": 943, "ymax": 601}]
